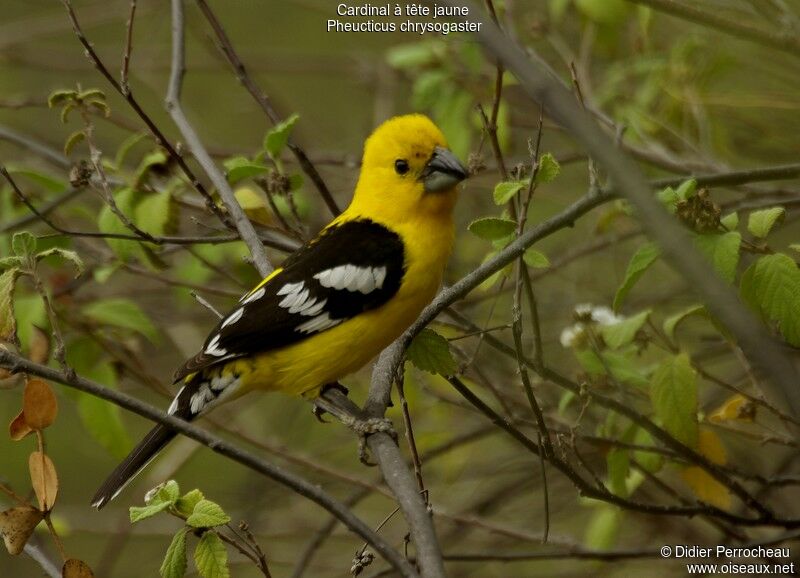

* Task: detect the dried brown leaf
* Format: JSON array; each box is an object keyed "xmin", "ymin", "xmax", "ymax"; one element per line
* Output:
[
  {"xmin": 62, "ymin": 558, "xmax": 95, "ymax": 578},
  {"xmin": 22, "ymin": 379, "xmax": 58, "ymax": 430},
  {"xmin": 28, "ymin": 451, "xmax": 58, "ymax": 511},
  {"xmin": 9, "ymin": 410, "xmax": 32, "ymax": 441},
  {"xmin": 28, "ymin": 326, "xmax": 51, "ymax": 365},
  {"xmin": 0, "ymin": 505, "xmax": 43, "ymax": 555}
]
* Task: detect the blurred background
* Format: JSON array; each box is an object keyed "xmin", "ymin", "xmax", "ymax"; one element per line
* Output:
[{"xmin": 2, "ymin": 0, "xmax": 800, "ymax": 576}]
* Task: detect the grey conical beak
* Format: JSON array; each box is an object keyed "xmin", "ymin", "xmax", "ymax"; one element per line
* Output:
[{"xmin": 421, "ymin": 146, "xmax": 467, "ymax": 193}]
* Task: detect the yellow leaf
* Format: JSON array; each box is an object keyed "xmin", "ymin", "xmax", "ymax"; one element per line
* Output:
[
  {"xmin": 28, "ymin": 451, "xmax": 58, "ymax": 511},
  {"xmin": 234, "ymin": 187, "xmax": 272, "ymax": 226},
  {"xmin": 708, "ymin": 394, "xmax": 755, "ymax": 423},
  {"xmin": 680, "ymin": 428, "xmax": 730, "ymax": 509}
]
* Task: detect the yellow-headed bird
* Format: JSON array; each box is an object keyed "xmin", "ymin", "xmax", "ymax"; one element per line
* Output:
[{"xmin": 91, "ymin": 114, "xmax": 467, "ymax": 508}]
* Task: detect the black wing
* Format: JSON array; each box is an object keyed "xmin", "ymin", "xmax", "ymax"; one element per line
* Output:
[{"xmin": 174, "ymin": 219, "xmax": 405, "ymax": 382}]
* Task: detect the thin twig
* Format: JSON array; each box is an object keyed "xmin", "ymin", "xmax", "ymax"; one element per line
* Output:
[{"xmin": 120, "ymin": 0, "xmax": 137, "ymax": 94}]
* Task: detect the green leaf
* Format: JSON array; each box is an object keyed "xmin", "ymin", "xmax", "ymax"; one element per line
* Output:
[
  {"xmin": 407, "ymin": 329, "xmax": 457, "ymax": 376},
  {"xmin": 493, "ymin": 181, "xmax": 525, "ymax": 205},
  {"xmin": 64, "ymin": 130, "xmax": 85, "ymax": 155},
  {"xmin": 160, "ymin": 528, "xmax": 188, "ymax": 578},
  {"xmin": 78, "ymin": 388, "xmax": 131, "ymax": 459},
  {"xmin": 740, "ymin": 253, "xmax": 800, "ymax": 346},
  {"xmin": 663, "ymin": 305, "xmax": 706, "ymax": 341},
  {"xmin": 130, "ymin": 501, "xmax": 171, "ymax": 523},
  {"xmin": 584, "ymin": 506, "xmax": 621, "ymax": 550},
  {"xmin": 264, "ymin": 113, "xmax": 299, "ymax": 160},
  {"xmin": 468, "ymin": 217, "xmax": 517, "ymax": 241},
  {"xmin": 193, "ymin": 532, "xmax": 229, "ymax": 578},
  {"xmin": 222, "ymin": 156, "xmax": 269, "ymax": 185},
  {"xmin": 0, "ymin": 257, "xmax": 24, "ymax": 269},
  {"xmin": 523, "ymin": 249, "xmax": 550, "ymax": 269},
  {"xmin": 600, "ymin": 310, "xmax": 651, "ymax": 349},
  {"xmin": 174, "ymin": 489, "xmax": 205, "ymax": 518},
  {"xmin": 97, "ymin": 187, "xmax": 149, "ymax": 264},
  {"xmin": 607, "ymin": 448, "xmax": 630, "ymax": 497},
  {"xmin": 613, "ymin": 243, "xmax": 660, "ymax": 311},
  {"xmin": 186, "ymin": 500, "xmax": 231, "ymax": 528},
  {"xmin": 693, "ymin": 232, "xmax": 741, "ymax": 284},
  {"xmin": 534, "ymin": 153, "xmax": 560, "ymax": 184},
  {"xmin": 35, "ymin": 248, "xmax": 84, "ymax": 277},
  {"xmin": 82, "ymin": 298, "xmax": 158, "ymax": 343},
  {"xmin": 77, "ymin": 88, "xmax": 106, "ymax": 102},
  {"xmin": 148, "ymin": 480, "xmax": 181, "ymax": 505},
  {"xmin": 633, "ymin": 428, "xmax": 663, "ymax": 473},
  {"xmin": 386, "ymin": 41, "xmax": 442, "ymax": 69},
  {"xmin": 48, "ymin": 89, "xmax": 77, "ymax": 108},
  {"xmin": 6, "ymin": 167, "xmax": 67, "ymax": 193},
  {"xmin": 134, "ymin": 150, "xmax": 169, "ymax": 187},
  {"xmin": 135, "ymin": 192, "xmax": 172, "ymax": 237},
  {"xmin": 747, "ymin": 207, "xmax": 785, "ymax": 239},
  {"xmin": 650, "ymin": 353, "xmax": 698, "ymax": 448},
  {"xmin": 574, "ymin": 349, "xmax": 649, "ymax": 388},
  {"xmin": 720, "ymin": 212, "xmax": 738, "ymax": 231},
  {"xmin": 12, "ymin": 231, "xmax": 36, "ymax": 257},
  {"xmin": 0, "ymin": 268, "xmax": 20, "ymax": 341},
  {"xmin": 114, "ymin": 132, "xmax": 148, "ymax": 169},
  {"xmin": 675, "ymin": 179, "xmax": 697, "ymax": 201}
]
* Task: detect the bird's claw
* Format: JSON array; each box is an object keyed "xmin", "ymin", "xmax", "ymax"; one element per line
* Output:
[{"xmin": 312, "ymin": 382, "xmax": 351, "ymax": 422}]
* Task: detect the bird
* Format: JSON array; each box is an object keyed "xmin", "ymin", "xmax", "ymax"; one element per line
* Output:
[{"xmin": 91, "ymin": 114, "xmax": 468, "ymax": 509}]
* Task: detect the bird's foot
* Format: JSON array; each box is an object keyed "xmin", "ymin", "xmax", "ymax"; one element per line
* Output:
[
  {"xmin": 340, "ymin": 415, "xmax": 397, "ymax": 466},
  {"xmin": 312, "ymin": 382, "xmax": 350, "ymax": 423}
]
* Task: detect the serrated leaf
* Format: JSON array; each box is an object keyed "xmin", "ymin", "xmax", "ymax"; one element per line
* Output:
[
  {"xmin": 48, "ymin": 89, "xmax": 77, "ymax": 108},
  {"xmin": 186, "ymin": 500, "xmax": 230, "ymax": 528},
  {"xmin": 693, "ymin": 232, "xmax": 740, "ymax": 284},
  {"xmin": 264, "ymin": 113, "xmax": 299, "ymax": 160},
  {"xmin": 82, "ymin": 298, "xmax": 158, "ymax": 343},
  {"xmin": 35, "ymin": 248, "xmax": 84, "ymax": 277},
  {"xmin": 222, "ymin": 156, "xmax": 269, "ymax": 185},
  {"xmin": 12, "ymin": 231, "xmax": 36, "ymax": 257},
  {"xmin": 747, "ymin": 207, "xmax": 785, "ymax": 239},
  {"xmin": 64, "ymin": 130, "xmax": 85, "ymax": 155},
  {"xmin": 77, "ymin": 89, "xmax": 106, "ymax": 102},
  {"xmin": 146, "ymin": 480, "xmax": 180, "ymax": 506},
  {"xmin": 160, "ymin": 528, "xmax": 188, "ymax": 578},
  {"xmin": 0, "ymin": 268, "xmax": 20, "ymax": 341},
  {"xmin": 493, "ymin": 181, "xmax": 525, "ymax": 205},
  {"xmin": 650, "ymin": 353, "xmax": 697, "ymax": 448},
  {"xmin": 613, "ymin": 243, "xmax": 660, "ymax": 311},
  {"xmin": 468, "ymin": 217, "xmax": 517, "ymax": 241},
  {"xmin": 740, "ymin": 253, "xmax": 800, "ymax": 346},
  {"xmin": 193, "ymin": 532, "xmax": 229, "ymax": 578},
  {"xmin": 663, "ymin": 305, "xmax": 706, "ymax": 341},
  {"xmin": 534, "ymin": 153, "xmax": 560, "ymax": 184},
  {"xmin": 523, "ymin": 249, "xmax": 550, "ymax": 269},
  {"xmin": 600, "ymin": 310, "xmax": 650, "ymax": 349},
  {"xmin": 174, "ymin": 489, "xmax": 205, "ymax": 518},
  {"xmin": 60, "ymin": 102, "xmax": 78, "ymax": 125},
  {"xmin": 407, "ymin": 329, "xmax": 457, "ymax": 376},
  {"xmin": 720, "ymin": 212, "xmax": 738, "ymax": 231},
  {"xmin": 129, "ymin": 501, "xmax": 171, "ymax": 523}
]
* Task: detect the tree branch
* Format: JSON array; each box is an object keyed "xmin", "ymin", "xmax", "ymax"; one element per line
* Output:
[
  {"xmin": 0, "ymin": 349, "xmax": 418, "ymax": 578},
  {"xmin": 166, "ymin": 0, "xmax": 273, "ymax": 277}
]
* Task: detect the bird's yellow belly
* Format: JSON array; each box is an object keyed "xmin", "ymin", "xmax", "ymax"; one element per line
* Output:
[{"xmin": 235, "ymin": 221, "xmax": 451, "ymax": 397}]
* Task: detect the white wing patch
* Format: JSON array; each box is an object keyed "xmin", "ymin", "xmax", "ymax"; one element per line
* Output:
[
  {"xmin": 241, "ymin": 287, "xmax": 266, "ymax": 304},
  {"xmin": 314, "ymin": 265, "xmax": 386, "ymax": 294},
  {"xmin": 204, "ymin": 334, "xmax": 227, "ymax": 357},
  {"xmin": 277, "ymin": 281, "xmax": 329, "ymax": 316},
  {"xmin": 296, "ymin": 312, "xmax": 342, "ymax": 334},
  {"xmin": 220, "ymin": 307, "xmax": 244, "ymax": 328},
  {"xmin": 188, "ymin": 374, "xmax": 241, "ymax": 416}
]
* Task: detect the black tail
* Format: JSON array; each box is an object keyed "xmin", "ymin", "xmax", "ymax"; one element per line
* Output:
[{"xmin": 90, "ymin": 423, "xmax": 177, "ymax": 509}]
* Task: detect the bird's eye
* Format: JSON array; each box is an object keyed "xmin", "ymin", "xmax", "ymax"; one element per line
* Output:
[{"xmin": 394, "ymin": 159, "xmax": 409, "ymax": 175}]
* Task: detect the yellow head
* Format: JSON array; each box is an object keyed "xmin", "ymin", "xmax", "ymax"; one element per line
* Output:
[{"xmin": 346, "ymin": 114, "xmax": 467, "ymax": 225}]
